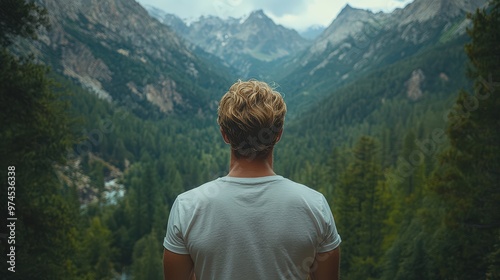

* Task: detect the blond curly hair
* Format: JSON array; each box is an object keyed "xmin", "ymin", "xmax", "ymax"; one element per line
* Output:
[{"xmin": 217, "ymin": 80, "xmax": 287, "ymax": 159}]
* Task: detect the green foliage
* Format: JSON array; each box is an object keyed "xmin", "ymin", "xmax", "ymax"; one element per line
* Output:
[
  {"xmin": 0, "ymin": 0, "xmax": 49, "ymax": 46},
  {"xmin": 275, "ymin": 35, "xmax": 467, "ymax": 182},
  {"xmin": 0, "ymin": 52, "xmax": 75, "ymax": 168},
  {"xmin": 424, "ymin": 1, "xmax": 500, "ymax": 278},
  {"xmin": 131, "ymin": 231, "xmax": 163, "ymax": 280},
  {"xmin": 79, "ymin": 217, "xmax": 116, "ymax": 279},
  {"xmin": 273, "ymin": 3, "xmax": 499, "ymax": 279},
  {"xmin": 0, "ymin": 1, "xmax": 79, "ymax": 278},
  {"xmin": 332, "ymin": 136, "xmax": 386, "ymax": 279},
  {"xmin": 41, "ymin": 69, "xmax": 231, "ymax": 276},
  {"xmin": 378, "ymin": 2, "xmax": 500, "ymax": 279}
]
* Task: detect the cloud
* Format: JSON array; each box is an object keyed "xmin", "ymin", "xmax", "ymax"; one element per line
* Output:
[
  {"xmin": 250, "ymin": 0, "xmax": 308, "ymax": 16},
  {"xmin": 350, "ymin": 0, "xmax": 413, "ymax": 12},
  {"xmin": 267, "ymin": 0, "xmax": 343, "ymax": 31},
  {"xmin": 211, "ymin": 0, "xmax": 253, "ymax": 18}
]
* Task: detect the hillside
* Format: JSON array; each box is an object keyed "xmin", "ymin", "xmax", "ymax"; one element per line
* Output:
[
  {"xmin": 277, "ymin": 35, "xmax": 471, "ymax": 174},
  {"xmin": 275, "ymin": 0, "xmax": 487, "ymax": 114},
  {"xmin": 24, "ymin": 0, "xmax": 232, "ymax": 117}
]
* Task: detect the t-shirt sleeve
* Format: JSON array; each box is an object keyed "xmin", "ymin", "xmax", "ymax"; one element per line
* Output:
[
  {"xmin": 163, "ymin": 197, "xmax": 190, "ymax": 254},
  {"xmin": 317, "ymin": 195, "xmax": 342, "ymax": 253}
]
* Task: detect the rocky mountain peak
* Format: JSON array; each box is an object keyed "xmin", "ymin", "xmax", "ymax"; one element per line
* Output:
[
  {"xmin": 338, "ymin": 4, "xmax": 356, "ymax": 15},
  {"xmin": 309, "ymin": 4, "xmax": 377, "ymax": 54},
  {"xmin": 338, "ymin": 4, "xmax": 371, "ymax": 17},
  {"xmin": 278, "ymin": 0, "xmax": 488, "ymax": 107},
  {"xmin": 396, "ymin": 0, "xmax": 487, "ymax": 25},
  {"xmin": 243, "ymin": 9, "xmax": 274, "ymax": 27},
  {"xmin": 249, "ymin": 9, "xmax": 266, "ymax": 17},
  {"xmin": 146, "ymin": 5, "xmax": 189, "ymax": 34}
]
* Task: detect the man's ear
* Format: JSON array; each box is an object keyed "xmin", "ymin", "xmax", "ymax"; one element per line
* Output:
[
  {"xmin": 220, "ymin": 127, "xmax": 230, "ymax": 144},
  {"xmin": 275, "ymin": 129, "xmax": 283, "ymax": 143}
]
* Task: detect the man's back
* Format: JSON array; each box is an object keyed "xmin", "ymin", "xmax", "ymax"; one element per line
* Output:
[{"xmin": 163, "ymin": 175, "xmax": 341, "ymax": 280}]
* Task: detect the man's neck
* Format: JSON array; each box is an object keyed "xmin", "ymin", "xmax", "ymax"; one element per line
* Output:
[{"xmin": 227, "ymin": 151, "xmax": 276, "ymax": 178}]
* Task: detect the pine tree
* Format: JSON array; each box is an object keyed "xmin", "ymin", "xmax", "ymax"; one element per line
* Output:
[
  {"xmin": 0, "ymin": 0, "xmax": 48, "ymax": 47},
  {"xmin": 333, "ymin": 136, "xmax": 386, "ymax": 279},
  {"xmin": 0, "ymin": 1, "xmax": 79, "ymax": 278},
  {"xmin": 81, "ymin": 217, "xmax": 116, "ymax": 279},
  {"xmin": 131, "ymin": 231, "xmax": 163, "ymax": 280}
]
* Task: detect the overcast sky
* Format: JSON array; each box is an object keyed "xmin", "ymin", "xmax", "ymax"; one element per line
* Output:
[{"xmin": 136, "ymin": 0, "xmax": 414, "ymax": 31}]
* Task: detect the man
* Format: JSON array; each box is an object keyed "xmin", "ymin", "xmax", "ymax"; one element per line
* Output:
[{"xmin": 163, "ymin": 80, "xmax": 341, "ymax": 280}]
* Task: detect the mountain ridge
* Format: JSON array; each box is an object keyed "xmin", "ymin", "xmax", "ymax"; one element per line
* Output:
[
  {"xmin": 273, "ymin": 0, "xmax": 488, "ymax": 113},
  {"xmin": 28, "ymin": 0, "xmax": 231, "ymax": 116},
  {"xmin": 22, "ymin": 0, "xmax": 489, "ymax": 117},
  {"xmin": 395, "ymin": 0, "xmax": 488, "ymax": 25},
  {"xmin": 145, "ymin": 7, "xmax": 310, "ymax": 77}
]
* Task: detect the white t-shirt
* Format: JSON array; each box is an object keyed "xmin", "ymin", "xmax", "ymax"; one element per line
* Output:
[{"xmin": 163, "ymin": 175, "xmax": 341, "ymax": 280}]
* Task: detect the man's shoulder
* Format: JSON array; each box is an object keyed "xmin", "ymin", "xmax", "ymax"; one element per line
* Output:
[
  {"xmin": 175, "ymin": 176, "xmax": 326, "ymax": 205},
  {"xmin": 279, "ymin": 177, "xmax": 325, "ymax": 197},
  {"xmin": 176, "ymin": 179, "xmax": 221, "ymax": 201}
]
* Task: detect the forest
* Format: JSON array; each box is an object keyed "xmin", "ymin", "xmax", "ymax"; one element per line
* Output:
[{"xmin": 0, "ymin": 0, "xmax": 499, "ymax": 279}]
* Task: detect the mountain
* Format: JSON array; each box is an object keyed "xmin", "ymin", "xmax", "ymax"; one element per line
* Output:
[
  {"xmin": 275, "ymin": 0, "xmax": 488, "ymax": 113},
  {"xmin": 309, "ymin": 4, "xmax": 386, "ymax": 55},
  {"xmin": 146, "ymin": 8, "xmax": 310, "ymax": 77},
  {"xmin": 395, "ymin": 0, "xmax": 487, "ymax": 25},
  {"xmin": 299, "ymin": 25, "xmax": 326, "ymax": 40},
  {"xmin": 21, "ymin": 0, "xmax": 486, "ymax": 118},
  {"xmin": 25, "ymin": 0, "xmax": 231, "ymax": 117},
  {"xmin": 145, "ymin": 5, "xmax": 189, "ymax": 35},
  {"xmin": 282, "ymin": 36, "xmax": 471, "ymax": 158}
]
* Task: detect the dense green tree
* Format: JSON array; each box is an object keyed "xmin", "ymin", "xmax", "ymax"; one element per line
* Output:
[
  {"xmin": 88, "ymin": 159, "xmax": 106, "ymax": 205},
  {"xmin": 380, "ymin": 166, "xmax": 429, "ymax": 279},
  {"xmin": 80, "ymin": 217, "xmax": 116, "ymax": 279},
  {"xmin": 0, "ymin": 0, "xmax": 48, "ymax": 46},
  {"xmin": 333, "ymin": 136, "xmax": 386, "ymax": 279},
  {"xmin": 425, "ymin": 1, "xmax": 500, "ymax": 278},
  {"xmin": 131, "ymin": 231, "xmax": 163, "ymax": 280},
  {"xmin": 0, "ymin": 1, "xmax": 80, "ymax": 278}
]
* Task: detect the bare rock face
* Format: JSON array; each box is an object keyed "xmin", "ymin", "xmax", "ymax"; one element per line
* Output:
[
  {"xmin": 61, "ymin": 43, "xmax": 113, "ymax": 101},
  {"xmin": 406, "ymin": 69, "xmax": 426, "ymax": 101},
  {"xmin": 144, "ymin": 79, "xmax": 182, "ymax": 113}
]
